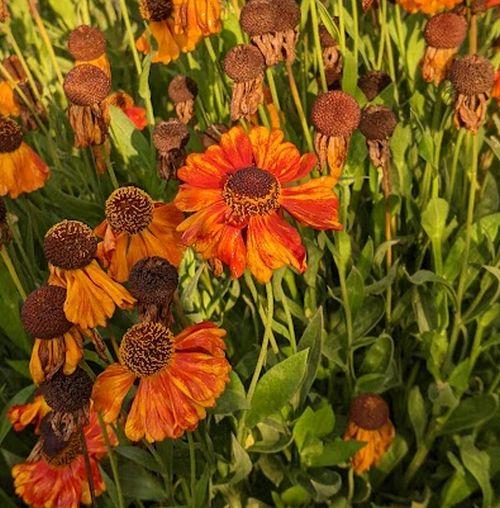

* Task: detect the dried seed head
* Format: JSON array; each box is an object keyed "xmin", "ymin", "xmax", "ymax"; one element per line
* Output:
[
  {"xmin": 0, "ymin": 116, "xmax": 23, "ymax": 153},
  {"xmin": 63, "ymin": 64, "xmax": 111, "ymax": 106},
  {"xmin": 224, "ymin": 44, "xmax": 265, "ymax": 83},
  {"xmin": 168, "ymin": 75, "xmax": 198, "ymax": 104},
  {"xmin": 120, "ymin": 321, "xmax": 174, "ymax": 377},
  {"xmin": 358, "ymin": 70, "xmax": 391, "ymax": 101},
  {"xmin": 129, "ymin": 256, "xmax": 178, "ymax": 304},
  {"xmin": 105, "ymin": 186, "xmax": 154, "ymax": 235},
  {"xmin": 359, "ymin": 105, "xmax": 398, "ymax": 141},
  {"xmin": 41, "ymin": 368, "xmax": 93, "ymax": 414},
  {"xmin": 311, "ymin": 91, "xmax": 361, "ymax": 137},
  {"xmin": 201, "ymin": 123, "xmax": 229, "ymax": 149},
  {"xmin": 240, "ymin": 0, "xmax": 300, "ymax": 36},
  {"xmin": 424, "ymin": 12, "xmax": 467, "ymax": 49},
  {"xmin": 349, "ymin": 393, "xmax": 390, "ymax": 430},
  {"xmin": 21, "ymin": 286, "xmax": 72, "ymax": 339},
  {"xmin": 139, "ymin": 0, "xmax": 173, "ymax": 21},
  {"xmin": 68, "ymin": 25, "xmax": 106, "ymax": 61},
  {"xmin": 153, "ymin": 120, "xmax": 190, "ymax": 153},
  {"xmin": 44, "ymin": 220, "xmax": 98, "ymax": 270},
  {"xmin": 449, "ymin": 55, "xmax": 495, "ymax": 96},
  {"xmin": 319, "ymin": 25, "xmax": 336, "ymax": 48},
  {"xmin": 40, "ymin": 415, "xmax": 82, "ymax": 466}
]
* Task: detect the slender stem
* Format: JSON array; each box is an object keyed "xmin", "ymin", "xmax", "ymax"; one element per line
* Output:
[
  {"xmin": 448, "ymin": 129, "xmax": 466, "ymax": 202},
  {"xmin": 187, "ymin": 433, "xmax": 196, "ymax": 504},
  {"xmin": 376, "ymin": 0, "xmax": 387, "ymax": 70},
  {"xmin": 80, "ymin": 426, "xmax": 97, "ymax": 508},
  {"xmin": 117, "ymin": 0, "xmax": 143, "ymax": 75},
  {"xmin": 266, "ymin": 69, "xmax": 281, "ymax": 112},
  {"xmin": 469, "ymin": 14, "xmax": 477, "ymax": 55},
  {"xmin": 102, "ymin": 145, "xmax": 119, "ymax": 189},
  {"xmin": 381, "ymin": 160, "xmax": 393, "ymax": 324},
  {"xmin": 97, "ymin": 414, "xmax": 125, "ymax": 508},
  {"xmin": 310, "ymin": 0, "xmax": 327, "ymax": 92},
  {"xmin": 1, "ymin": 248, "xmax": 26, "ymax": 299},
  {"xmin": 285, "ymin": 61, "xmax": 314, "ymax": 152}
]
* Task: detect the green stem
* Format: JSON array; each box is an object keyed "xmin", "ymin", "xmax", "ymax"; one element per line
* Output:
[
  {"xmin": 310, "ymin": 0, "xmax": 327, "ymax": 92},
  {"xmin": 1, "ymin": 248, "xmax": 26, "ymax": 299},
  {"xmin": 266, "ymin": 69, "xmax": 281, "ymax": 112},
  {"xmin": 117, "ymin": 0, "xmax": 143, "ymax": 75},
  {"xmin": 187, "ymin": 433, "xmax": 196, "ymax": 505},
  {"xmin": 448, "ymin": 129, "xmax": 466, "ymax": 202}
]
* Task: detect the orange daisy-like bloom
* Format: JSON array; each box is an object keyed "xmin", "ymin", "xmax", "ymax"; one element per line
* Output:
[
  {"xmin": 492, "ymin": 70, "xmax": 500, "ymax": 103},
  {"xmin": 174, "ymin": 126, "xmax": 342, "ymax": 283},
  {"xmin": 343, "ymin": 393, "xmax": 395, "ymax": 475},
  {"xmin": 93, "ymin": 321, "xmax": 231, "ymax": 442},
  {"xmin": 21, "ymin": 285, "xmax": 107, "ymax": 384},
  {"xmin": 171, "ymin": 0, "xmax": 222, "ymax": 38},
  {"xmin": 0, "ymin": 116, "xmax": 49, "ymax": 198},
  {"xmin": 396, "ymin": 0, "xmax": 462, "ymax": 14},
  {"xmin": 8, "ymin": 394, "xmax": 51, "ymax": 432},
  {"xmin": 12, "ymin": 410, "xmax": 115, "ymax": 508},
  {"xmin": 95, "ymin": 186, "xmax": 184, "ymax": 283},
  {"xmin": 45, "ymin": 220, "xmax": 135, "ymax": 329},
  {"xmin": 107, "ymin": 91, "xmax": 148, "ymax": 130},
  {"xmin": 136, "ymin": 0, "xmax": 201, "ymax": 65},
  {"xmin": 68, "ymin": 25, "xmax": 111, "ymax": 77},
  {"xmin": 0, "ymin": 56, "xmax": 24, "ymax": 117}
]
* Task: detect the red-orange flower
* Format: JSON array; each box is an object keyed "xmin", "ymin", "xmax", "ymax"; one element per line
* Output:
[
  {"xmin": 174, "ymin": 126, "xmax": 342, "ymax": 283},
  {"xmin": 493, "ymin": 70, "xmax": 500, "ymax": 103},
  {"xmin": 107, "ymin": 91, "xmax": 147, "ymax": 130},
  {"xmin": 12, "ymin": 410, "xmax": 115, "ymax": 508},
  {"xmin": 93, "ymin": 321, "xmax": 231, "ymax": 442},
  {"xmin": 396, "ymin": 0, "xmax": 462, "ymax": 14},
  {"xmin": 8, "ymin": 394, "xmax": 50, "ymax": 432}
]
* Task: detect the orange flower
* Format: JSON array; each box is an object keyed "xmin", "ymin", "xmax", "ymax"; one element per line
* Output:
[
  {"xmin": 171, "ymin": 0, "xmax": 222, "ymax": 38},
  {"xmin": 343, "ymin": 393, "xmax": 395, "ymax": 475},
  {"xmin": 107, "ymin": 91, "xmax": 148, "ymax": 130},
  {"xmin": 0, "ymin": 116, "xmax": 49, "ymax": 198},
  {"xmin": 95, "ymin": 187, "xmax": 185, "ymax": 282},
  {"xmin": 0, "ymin": 56, "xmax": 25, "ymax": 117},
  {"xmin": 21, "ymin": 285, "xmax": 107, "ymax": 384},
  {"xmin": 396, "ymin": 0, "xmax": 462, "ymax": 14},
  {"xmin": 45, "ymin": 220, "xmax": 136, "ymax": 329},
  {"xmin": 93, "ymin": 321, "xmax": 231, "ymax": 442},
  {"xmin": 8, "ymin": 395, "xmax": 50, "ymax": 432},
  {"xmin": 174, "ymin": 126, "xmax": 342, "ymax": 283},
  {"xmin": 493, "ymin": 70, "xmax": 500, "ymax": 103},
  {"xmin": 12, "ymin": 410, "xmax": 115, "ymax": 508}
]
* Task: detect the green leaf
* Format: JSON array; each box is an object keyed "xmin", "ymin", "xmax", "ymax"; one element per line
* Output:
[
  {"xmin": 118, "ymin": 462, "xmax": 167, "ymax": 500},
  {"xmin": 359, "ymin": 335, "xmax": 393, "ymax": 375},
  {"xmin": 408, "ymin": 386, "xmax": 427, "ymax": 447},
  {"xmin": 459, "ymin": 437, "xmax": 492, "ymax": 508},
  {"xmin": 0, "ymin": 385, "xmax": 35, "ymax": 447},
  {"xmin": 293, "ymin": 404, "xmax": 335, "ymax": 452},
  {"xmin": 308, "ymin": 438, "xmax": 365, "ymax": 468},
  {"xmin": 421, "ymin": 198, "xmax": 449, "ymax": 242},
  {"xmin": 281, "ymin": 485, "xmax": 312, "ymax": 506},
  {"xmin": 228, "ymin": 434, "xmax": 253, "ymax": 484},
  {"xmin": 115, "ymin": 446, "xmax": 163, "ymax": 474},
  {"xmin": 246, "ymin": 350, "xmax": 309, "ymax": 428},
  {"xmin": 441, "ymin": 394, "xmax": 498, "ymax": 435},
  {"xmin": 212, "ymin": 371, "xmax": 249, "ymax": 415}
]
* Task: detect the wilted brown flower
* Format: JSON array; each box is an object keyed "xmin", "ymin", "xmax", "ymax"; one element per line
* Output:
[
  {"xmin": 168, "ymin": 75, "xmax": 198, "ymax": 124},
  {"xmin": 311, "ymin": 91, "xmax": 361, "ymax": 183},
  {"xmin": 422, "ymin": 12, "xmax": 467, "ymax": 85},
  {"xmin": 358, "ymin": 70, "xmax": 391, "ymax": 101},
  {"xmin": 240, "ymin": 0, "xmax": 300, "ymax": 66},
  {"xmin": 152, "ymin": 119, "xmax": 190, "ymax": 180},
  {"xmin": 319, "ymin": 25, "xmax": 343, "ymax": 89},
  {"xmin": 224, "ymin": 44, "xmax": 265, "ymax": 121},
  {"xmin": 0, "ymin": 0, "xmax": 8, "ymax": 23},
  {"xmin": 449, "ymin": 54, "xmax": 494, "ymax": 132},
  {"xmin": 68, "ymin": 25, "xmax": 110, "ymax": 77}
]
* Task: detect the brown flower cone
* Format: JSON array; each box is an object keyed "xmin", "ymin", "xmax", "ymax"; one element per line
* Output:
[
  {"xmin": 230, "ymin": 76, "xmax": 264, "ymax": 121},
  {"xmin": 422, "ymin": 46, "xmax": 458, "ymax": 85}
]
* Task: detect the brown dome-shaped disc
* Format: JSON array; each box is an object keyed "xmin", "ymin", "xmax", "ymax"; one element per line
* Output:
[
  {"xmin": 168, "ymin": 75, "xmax": 198, "ymax": 104},
  {"xmin": 63, "ymin": 64, "xmax": 111, "ymax": 106},
  {"xmin": 319, "ymin": 25, "xmax": 337, "ymax": 48},
  {"xmin": 0, "ymin": 116, "xmax": 23, "ymax": 153},
  {"xmin": 68, "ymin": 25, "xmax": 107, "ymax": 61},
  {"xmin": 359, "ymin": 105, "xmax": 398, "ymax": 140},
  {"xmin": 349, "ymin": 393, "xmax": 390, "ymax": 430},
  {"xmin": 424, "ymin": 12, "xmax": 467, "ymax": 49},
  {"xmin": 139, "ymin": 0, "xmax": 173, "ymax": 22},
  {"xmin": 449, "ymin": 54, "xmax": 495, "ymax": 96},
  {"xmin": 311, "ymin": 91, "xmax": 361, "ymax": 137},
  {"xmin": 358, "ymin": 71, "xmax": 391, "ymax": 101},
  {"xmin": 129, "ymin": 256, "xmax": 178, "ymax": 304},
  {"xmin": 223, "ymin": 44, "xmax": 265, "ymax": 83},
  {"xmin": 240, "ymin": 0, "xmax": 300, "ymax": 36},
  {"xmin": 153, "ymin": 120, "xmax": 190, "ymax": 153}
]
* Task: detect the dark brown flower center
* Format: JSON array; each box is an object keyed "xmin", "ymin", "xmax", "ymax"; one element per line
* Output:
[
  {"xmin": 41, "ymin": 368, "xmax": 93, "ymax": 414},
  {"xmin": 0, "ymin": 116, "xmax": 23, "ymax": 153},
  {"xmin": 21, "ymin": 286, "xmax": 72, "ymax": 339},
  {"xmin": 105, "ymin": 186, "xmax": 154, "ymax": 234},
  {"xmin": 223, "ymin": 167, "xmax": 280, "ymax": 222},
  {"xmin": 40, "ymin": 416, "xmax": 82, "ymax": 467},
  {"xmin": 349, "ymin": 393, "xmax": 390, "ymax": 431},
  {"xmin": 63, "ymin": 64, "xmax": 110, "ymax": 106},
  {"xmin": 120, "ymin": 322, "xmax": 174, "ymax": 377},
  {"xmin": 68, "ymin": 25, "xmax": 106, "ymax": 61},
  {"xmin": 449, "ymin": 54, "xmax": 495, "ymax": 96},
  {"xmin": 139, "ymin": 0, "xmax": 173, "ymax": 21},
  {"xmin": 359, "ymin": 106, "xmax": 398, "ymax": 141},
  {"xmin": 223, "ymin": 44, "xmax": 265, "ymax": 83},
  {"xmin": 44, "ymin": 220, "xmax": 98, "ymax": 270},
  {"xmin": 153, "ymin": 120, "xmax": 190, "ymax": 153},
  {"xmin": 129, "ymin": 256, "xmax": 178, "ymax": 304},
  {"xmin": 311, "ymin": 91, "xmax": 361, "ymax": 137}
]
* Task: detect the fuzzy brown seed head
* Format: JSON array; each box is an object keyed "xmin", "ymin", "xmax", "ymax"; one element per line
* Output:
[
  {"xmin": 40, "ymin": 415, "xmax": 82, "ymax": 466},
  {"xmin": 223, "ymin": 44, "xmax": 265, "ymax": 83},
  {"xmin": 449, "ymin": 55, "xmax": 495, "ymax": 96},
  {"xmin": 21, "ymin": 286, "xmax": 72, "ymax": 339},
  {"xmin": 139, "ymin": 0, "xmax": 173, "ymax": 21},
  {"xmin": 105, "ymin": 186, "xmax": 154, "ymax": 235},
  {"xmin": 129, "ymin": 256, "xmax": 178, "ymax": 304},
  {"xmin": 168, "ymin": 75, "xmax": 198, "ymax": 104},
  {"xmin": 349, "ymin": 393, "xmax": 390, "ymax": 430},
  {"xmin": 0, "ymin": 116, "xmax": 23, "ymax": 153},
  {"xmin": 63, "ymin": 64, "xmax": 111, "ymax": 106},
  {"xmin": 120, "ymin": 321, "xmax": 174, "ymax": 377},
  {"xmin": 358, "ymin": 71, "xmax": 391, "ymax": 101},
  {"xmin": 201, "ymin": 123, "xmax": 229, "ymax": 149},
  {"xmin": 153, "ymin": 120, "xmax": 190, "ymax": 153},
  {"xmin": 359, "ymin": 105, "xmax": 398, "ymax": 141},
  {"xmin": 319, "ymin": 25, "xmax": 337, "ymax": 48},
  {"xmin": 424, "ymin": 12, "xmax": 467, "ymax": 49},
  {"xmin": 240, "ymin": 0, "xmax": 300, "ymax": 36},
  {"xmin": 44, "ymin": 220, "xmax": 98, "ymax": 270},
  {"xmin": 41, "ymin": 368, "xmax": 93, "ymax": 414},
  {"xmin": 311, "ymin": 91, "xmax": 361, "ymax": 137},
  {"xmin": 68, "ymin": 25, "xmax": 106, "ymax": 61}
]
